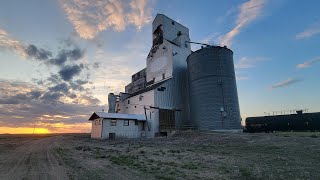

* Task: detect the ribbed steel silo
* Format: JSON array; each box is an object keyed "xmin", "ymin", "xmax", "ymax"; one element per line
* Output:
[{"xmin": 187, "ymin": 46, "xmax": 241, "ymax": 130}]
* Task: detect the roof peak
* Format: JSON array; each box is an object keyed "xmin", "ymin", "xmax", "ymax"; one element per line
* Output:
[{"xmin": 153, "ymin": 13, "xmax": 188, "ymax": 29}]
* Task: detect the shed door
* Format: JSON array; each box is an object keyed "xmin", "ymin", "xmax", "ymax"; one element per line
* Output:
[{"xmin": 159, "ymin": 109, "xmax": 175, "ymax": 130}]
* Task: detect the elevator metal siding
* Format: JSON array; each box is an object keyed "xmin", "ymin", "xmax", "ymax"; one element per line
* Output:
[
  {"xmin": 154, "ymin": 79, "xmax": 176, "ymax": 127},
  {"xmin": 153, "ymin": 44, "xmax": 191, "ymax": 128},
  {"xmin": 154, "ymin": 79, "xmax": 175, "ymax": 109},
  {"xmin": 172, "ymin": 44, "xmax": 191, "ymax": 127},
  {"xmin": 152, "ymin": 14, "xmax": 190, "ymax": 42},
  {"xmin": 187, "ymin": 46, "xmax": 241, "ymax": 130},
  {"xmin": 153, "ymin": 78, "xmax": 184, "ymax": 128}
]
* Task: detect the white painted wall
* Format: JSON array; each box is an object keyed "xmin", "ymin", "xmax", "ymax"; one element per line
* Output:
[
  {"xmin": 124, "ymin": 90, "xmax": 154, "ymax": 114},
  {"xmin": 91, "ymin": 118, "xmax": 102, "ymax": 139},
  {"xmin": 101, "ymin": 119, "xmax": 145, "ymax": 139},
  {"xmin": 119, "ymin": 90, "xmax": 158, "ymax": 138},
  {"xmin": 146, "ymin": 40, "xmax": 173, "ymax": 83}
]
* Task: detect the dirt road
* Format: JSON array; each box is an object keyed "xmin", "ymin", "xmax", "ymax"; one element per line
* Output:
[{"xmin": 0, "ymin": 135, "xmax": 68, "ymax": 180}]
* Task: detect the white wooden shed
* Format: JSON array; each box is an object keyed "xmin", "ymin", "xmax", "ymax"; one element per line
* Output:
[{"xmin": 88, "ymin": 112, "xmax": 146, "ymax": 139}]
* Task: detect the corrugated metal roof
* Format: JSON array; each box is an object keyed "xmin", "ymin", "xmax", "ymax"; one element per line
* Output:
[{"xmin": 88, "ymin": 112, "xmax": 146, "ymax": 121}]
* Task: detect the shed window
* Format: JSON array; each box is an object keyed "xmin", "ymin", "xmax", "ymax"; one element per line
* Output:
[
  {"xmin": 135, "ymin": 120, "xmax": 138, "ymax": 125},
  {"xmin": 128, "ymin": 100, "xmax": 130, "ymax": 104},
  {"xmin": 124, "ymin": 120, "xmax": 129, "ymax": 126},
  {"xmin": 95, "ymin": 120, "xmax": 98, "ymax": 125},
  {"xmin": 98, "ymin": 119, "xmax": 101, "ymax": 125},
  {"xmin": 110, "ymin": 119, "xmax": 117, "ymax": 126}
]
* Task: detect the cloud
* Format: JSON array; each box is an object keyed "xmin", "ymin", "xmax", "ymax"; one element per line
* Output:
[
  {"xmin": 0, "ymin": 28, "xmax": 27, "ymax": 57},
  {"xmin": 0, "ymin": 94, "xmax": 25, "ymax": 104},
  {"xmin": 200, "ymin": 33, "xmax": 221, "ymax": 45},
  {"xmin": 47, "ymin": 74, "xmax": 62, "ymax": 84},
  {"xmin": 91, "ymin": 47, "xmax": 144, "ymax": 94},
  {"xmin": 0, "ymin": 27, "xmax": 88, "ymax": 84},
  {"xmin": 296, "ymin": 21, "xmax": 320, "ymax": 39},
  {"xmin": 0, "ymin": 23, "xmax": 151, "ymax": 133},
  {"xmin": 58, "ymin": 64, "xmax": 84, "ymax": 81},
  {"xmin": 77, "ymin": 94, "xmax": 100, "ymax": 105},
  {"xmin": 41, "ymin": 92, "xmax": 64, "ymax": 103},
  {"xmin": 216, "ymin": 7, "xmax": 237, "ymax": 23},
  {"xmin": 296, "ymin": 56, "xmax": 320, "ymax": 69},
  {"xmin": 0, "ymin": 101, "xmax": 101, "ymax": 133},
  {"xmin": 28, "ymin": 90, "xmax": 42, "ymax": 99},
  {"xmin": 270, "ymin": 78, "xmax": 301, "ymax": 89},
  {"xmin": 93, "ymin": 62, "xmax": 100, "ymax": 68},
  {"xmin": 0, "ymin": 78, "xmax": 100, "ymax": 108},
  {"xmin": 60, "ymin": 0, "xmax": 152, "ymax": 39},
  {"xmin": 235, "ymin": 56, "xmax": 267, "ymax": 69},
  {"xmin": 69, "ymin": 80, "xmax": 88, "ymax": 92},
  {"xmin": 66, "ymin": 48, "xmax": 85, "ymax": 60},
  {"xmin": 127, "ymin": 0, "xmax": 152, "ymax": 31},
  {"xmin": 220, "ymin": 0, "xmax": 266, "ymax": 46},
  {"xmin": 25, "ymin": 44, "xmax": 52, "ymax": 60},
  {"xmin": 234, "ymin": 56, "xmax": 267, "ymax": 80},
  {"xmin": 0, "ymin": 28, "xmax": 100, "ymax": 133},
  {"xmin": 1, "ymin": 28, "xmax": 85, "ymax": 67},
  {"xmin": 0, "ymin": 90, "xmax": 44, "ymax": 104},
  {"xmin": 0, "ymin": 29, "xmax": 53, "ymax": 61},
  {"xmin": 49, "ymin": 83, "xmax": 70, "ymax": 94},
  {"xmin": 0, "ymin": 67, "xmax": 98, "ymax": 105},
  {"xmin": 0, "ymin": 33, "xmax": 94, "ymax": 105},
  {"xmin": 49, "ymin": 47, "xmax": 85, "ymax": 66},
  {"xmin": 0, "ymin": 80, "xmax": 34, "ymax": 96}
]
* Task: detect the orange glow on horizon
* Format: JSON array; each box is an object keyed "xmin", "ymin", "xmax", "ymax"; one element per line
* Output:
[
  {"xmin": 0, "ymin": 127, "xmax": 50, "ymax": 134},
  {"xmin": 0, "ymin": 122, "xmax": 91, "ymax": 134}
]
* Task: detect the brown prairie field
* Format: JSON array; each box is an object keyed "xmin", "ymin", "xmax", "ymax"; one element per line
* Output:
[{"xmin": 0, "ymin": 131, "xmax": 320, "ymax": 180}]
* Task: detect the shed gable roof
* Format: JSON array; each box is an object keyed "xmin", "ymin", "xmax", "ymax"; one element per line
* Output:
[{"xmin": 88, "ymin": 112, "xmax": 146, "ymax": 121}]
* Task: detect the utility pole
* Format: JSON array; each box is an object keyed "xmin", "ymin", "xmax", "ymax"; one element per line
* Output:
[{"xmin": 33, "ymin": 123, "xmax": 35, "ymax": 134}]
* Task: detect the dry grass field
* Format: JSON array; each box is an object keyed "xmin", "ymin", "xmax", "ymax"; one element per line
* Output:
[{"xmin": 1, "ymin": 131, "xmax": 320, "ymax": 180}]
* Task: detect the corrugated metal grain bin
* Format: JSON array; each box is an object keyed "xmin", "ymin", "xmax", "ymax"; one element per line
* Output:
[{"xmin": 187, "ymin": 46, "xmax": 241, "ymax": 130}]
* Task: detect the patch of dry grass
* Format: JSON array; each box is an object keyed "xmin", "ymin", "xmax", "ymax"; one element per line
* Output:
[{"xmin": 56, "ymin": 131, "xmax": 320, "ymax": 180}]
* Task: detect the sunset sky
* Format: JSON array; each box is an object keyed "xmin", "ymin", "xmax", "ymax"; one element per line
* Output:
[{"xmin": 0, "ymin": 0, "xmax": 319, "ymax": 134}]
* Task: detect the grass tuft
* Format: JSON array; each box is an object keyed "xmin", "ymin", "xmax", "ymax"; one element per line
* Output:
[
  {"xmin": 239, "ymin": 168, "xmax": 251, "ymax": 178},
  {"xmin": 109, "ymin": 155, "xmax": 138, "ymax": 166}
]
